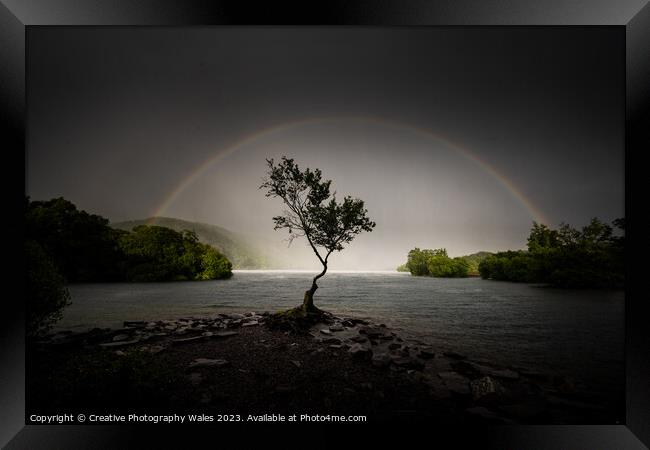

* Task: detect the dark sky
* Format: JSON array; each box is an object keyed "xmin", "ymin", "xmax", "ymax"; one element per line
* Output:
[{"xmin": 27, "ymin": 27, "xmax": 624, "ymax": 269}]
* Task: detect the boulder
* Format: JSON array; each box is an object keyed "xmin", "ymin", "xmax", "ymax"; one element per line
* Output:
[
  {"xmin": 99, "ymin": 339, "xmax": 140, "ymax": 348},
  {"xmin": 329, "ymin": 323, "xmax": 344, "ymax": 332},
  {"xmin": 465, "ymin": 406, "xmax": 514, "ymax": 424},
  {"xmin": 242, "ymin": 321, "xmax": 259, "ymax": 327},
  {"xmin": 418, "ymin": 348, "xmax": 436, "ymax": 359},
  {"xmin": 437, "ymin": 371, "xmax": 471, "ymax": 395},
  {"xmin": 172, "ymin": 335, "xmax": 205, "ymax": 345},
  {"xmin": 189, "ymin": 358, "xmax": 230, "ymax": 368},
  {"xmin": 470, "ymin": 376, "xmax": 500, "ymax": 400},
  {"xmin": 471, "ymin": 363, "xmax": 519, "ymax": 380},
  {"xmin": 371, "ymin": 353, "xmax": 392, "ymax": 368},
  {"xmin": 391, "ymin": 356, "xmax": 424, "ymax": 371},
  {"xmin": 214, "ymin": 331, "xmax": 238, "ymax": 338},
  {"xmin": 112, "ymin": 334, "xmax": 130, "ymax": 342},
  {"xmin": 349, "ymin": 343, "xmax": 372, "ymax": 359},
  {"xmin": 188, "ymin": 372, "xmax": 203, "ymax": 386}
]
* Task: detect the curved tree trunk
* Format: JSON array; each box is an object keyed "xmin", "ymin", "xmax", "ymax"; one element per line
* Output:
[{"xmin": 303, "ymin": 263, "xmax": 327, "ymax": 311}]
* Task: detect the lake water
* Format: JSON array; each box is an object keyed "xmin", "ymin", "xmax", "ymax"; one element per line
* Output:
[{"xmin": 61, "ymin": 270, "xmax": 625, "ymax": 402}]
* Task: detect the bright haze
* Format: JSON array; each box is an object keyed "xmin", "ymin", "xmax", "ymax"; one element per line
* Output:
[{"xmin": 27, "ymin": 28, "xmax": 624, "ymax": 270}]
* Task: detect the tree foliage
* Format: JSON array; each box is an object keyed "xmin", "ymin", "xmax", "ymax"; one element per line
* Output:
[
  {"xmin": 260, "ymin": 156, "xmax": 375, "ymax": 309},
  {"xmin": 479, "ymin": 218, "xmax": 624, "ymax": 288},
  {"xmin": 25, "ymin": 197, "xmax": 233, "ymax": 285},
  {"xmin": 404, "ymin": 248, "xmax": 470, "ymax": 278},
  {"xmin": 25, "ymin": 239, "xmax": 71, "ymax": 337}
]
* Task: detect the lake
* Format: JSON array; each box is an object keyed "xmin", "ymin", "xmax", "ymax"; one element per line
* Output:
[{"xmin": 61, "ymin": 270, "xmax": 625, "ymax": 404}]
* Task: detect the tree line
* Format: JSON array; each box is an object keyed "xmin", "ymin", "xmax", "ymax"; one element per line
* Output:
[
  {"xmin": 478, "ymin": 218, "xmax": 624, "ymax": 288},
  {"xmin": 25, "ymin": 197, "xmax": 233, "ymax": 336}
]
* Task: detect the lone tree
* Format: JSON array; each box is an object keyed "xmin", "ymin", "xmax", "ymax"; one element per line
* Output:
[{"xmin": 260, "ymin": 156, "xmax": 375, "ymax": 312}]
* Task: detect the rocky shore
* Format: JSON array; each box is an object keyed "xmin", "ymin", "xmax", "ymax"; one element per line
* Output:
[{"xmin": 28, "ymin": 312, "xmax": 620, "ymax": 424}]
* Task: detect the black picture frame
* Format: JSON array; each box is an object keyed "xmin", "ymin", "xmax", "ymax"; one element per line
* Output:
[{"xmin": 1, "ymin": 1, "xmax": 648, "ymax": 447}]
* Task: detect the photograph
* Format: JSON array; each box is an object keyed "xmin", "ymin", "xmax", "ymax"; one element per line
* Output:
[{"xmin": 22, "ymin": 25, "xmax": 629, "ymax": 427}]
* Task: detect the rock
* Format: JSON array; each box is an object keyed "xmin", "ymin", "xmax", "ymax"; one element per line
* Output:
[
  {"xmin": 359, "ymin": 326, "xmax": 386, "ymax": 339},
  {"xmin": 172, "ymin": 335, "xmax": 205, "ymax": 345},
  {"xmin": 500, "ymin": 402, "xmax": 547, "ymax": 419},
  {"xmin": 148, "ymin": 345, "xmax": 165, "ymax": 354},
  {"xmin": 329, "ymin": 344, "xmax": 344, "ymax": 349},
  {"xmin": 341, "ymin": 320, "xmax": 355, "ymax": 327},
  {"xmin": 99, "ymin": 339, "xmax": 140, "ymax": 348},
  {"xmin": 349, "ymin": 335, "xmax": 368, "ymax": 343},
  {"xmin": 322, "ymin": 337, "xmax": 342, "ymax": 345},
  {"xmin": 388, "ymin": 342, "xmax": 401, "ymax": 350},
  {"xmin": 242, "ymin": 321, "xmax": 259, "ymax": 327},
  {"xmin": 112, "ymin": 334, "xmax": 130, "ymax": 342},
  {"xmin": 320, "ymin": 329, "xmax": 332, "ymax": 336},
  {"xmin": 189, "ymin": 358, "xmax": 230, "ymax": 368},
  {"xmin": 214, "ymin": 331, "xmax": 238, "ymax": 338},
  {"xmin": 290, "ymin": 360, "xmax": 302, "ymax": 368},
  {"xmin": 360, "ymin": 382, "xmax": 373, "ymax": 390},
  {"xmin": 114, "ymin": 350, "xmax": 126, "ymax": 356},
  {"xmin": 437, "ymin": 371, "xmax": 471, "ymax": 395},
  {"xmin": 470, "ymin": 376, "xmax": 500, "ymax": 400},
  {"xmin": 418, "ymin": 348, "xmax": 436, "ymax": 359},
  {"xmin": 371, "ymin": 353, "xmax": 392, "ymax": 368},
  {"xmin": 275, "ymin": 385, "xmax": 295, "ymax": 394},
  {"xmin": 229, "ymin": 319, "xmax": 242, "ymax": 327},
  {"xmin": 229, "ymin": 313, "xmax": 246, "ymax": 319},
  {"xmin": 553, "ymin": 375, "xmax": 576, "ymax": 394},
  {"xmin": 391, "ymin": 356, "xmax": 424, "ymax": 370},
  {"xmin": 443, "ymin": 351, "xmax": 466, "ymax": 360},
  {"xmin": 329, "ymin": 323, "xmax": 344, "ymax": 332},
  {"xmin": 245, "ymin": 312, "xmax": 255, "ymax": 317},
  {"xmin": 188, "ymin": 372, "xmax": 203, "ymax": 386},
  {"xmin": 202, "ymin": 331, "xmax": 213, "ymax": 337},
  {"xmin": 465, "ymin": 407, "xmax": 514, "ymax": 424},
  {"xmin": 470, "ymin": 363, "xmax": 519, "ymax": 380},
  {"xmin": 349, "ymin": 343, "xmax": 372, "ymax": 359},
  {"xmin": 124, "ymin": 321, "xmax": 146, "ymax": 328}
]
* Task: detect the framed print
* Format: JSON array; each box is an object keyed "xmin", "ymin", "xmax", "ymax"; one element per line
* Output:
[{"xmin": 2, "ymin": 0, "xmax": 649, "ymax": 448}]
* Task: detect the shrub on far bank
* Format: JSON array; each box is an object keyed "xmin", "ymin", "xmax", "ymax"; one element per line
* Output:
[
  {"xmin": 25, "ymin": 240, "xmax": 71, "ymax": 338},
  {"xmin": 404, "ymin": 248, "xmax": 470, "ymax": 278}
]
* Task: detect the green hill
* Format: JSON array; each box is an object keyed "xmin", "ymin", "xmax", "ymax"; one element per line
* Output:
[
  {"xmin": 458, "ymin": 251, "xmax": 494, "ymax": 276},
  {"xmin": 111, "ymin": 217, "xmax": 276, "ymax": 269}
]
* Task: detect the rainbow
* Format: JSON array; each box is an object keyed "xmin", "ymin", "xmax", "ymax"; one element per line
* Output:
[{"xmin": 149, "ymin": 116, "xmax": 550, "ymax": 225}]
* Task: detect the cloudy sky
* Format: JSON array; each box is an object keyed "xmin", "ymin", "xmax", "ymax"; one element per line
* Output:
[{"xmin": 27, "ymin": 27, "xmax": 624, "ymax": 269}]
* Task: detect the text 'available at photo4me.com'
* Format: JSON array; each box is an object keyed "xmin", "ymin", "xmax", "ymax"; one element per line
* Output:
[{"xmin": 28, "ymin": 413, "xmax": 368, "ymax": 424}]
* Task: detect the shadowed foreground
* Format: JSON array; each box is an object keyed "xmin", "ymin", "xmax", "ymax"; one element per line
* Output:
[{"xmin": 27, "ymin": 313, "xmax": 622, "ymax": 424}]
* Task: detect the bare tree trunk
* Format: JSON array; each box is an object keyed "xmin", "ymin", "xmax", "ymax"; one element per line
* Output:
[{"xmin": 303, "ymin": 263, "xmax": 327, "ymax": 311}]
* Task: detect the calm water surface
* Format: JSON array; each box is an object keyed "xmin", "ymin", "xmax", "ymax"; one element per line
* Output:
[{"xmin": 62, "ymin": 270, "xmax": 624, "ymax": 401}]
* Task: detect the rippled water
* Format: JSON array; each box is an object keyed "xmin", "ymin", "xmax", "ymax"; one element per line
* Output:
[{"xmin": 62, "ymin": 270, "xmax": 624, "ymax": 401}]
